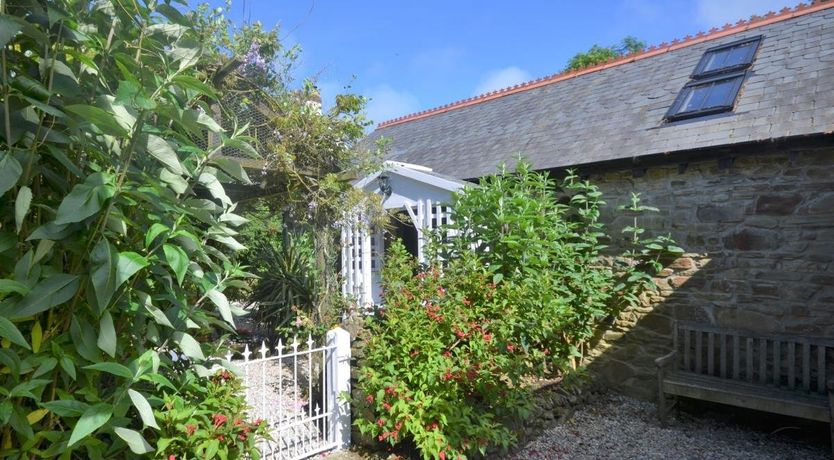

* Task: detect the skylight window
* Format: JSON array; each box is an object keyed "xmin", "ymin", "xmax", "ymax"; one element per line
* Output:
[{"xmin": 666, "ymin": 36, "xmax": 762, "ymax": 121}]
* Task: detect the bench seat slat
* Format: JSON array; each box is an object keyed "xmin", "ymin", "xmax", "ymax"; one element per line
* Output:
[
  {"xmin": 663, "ymin": 371, "xmax": 830, "ymax": 422},
  {"xmin": 759, "ymin": 338, "xmax": 767, "ymax": 385},
  {"xmin": 819, "ymin": 345, "xmax": 827, "ymax": 395},
  {"xmin": 803, "ymin": 340, "xmax": 811, "ymax": 392}
]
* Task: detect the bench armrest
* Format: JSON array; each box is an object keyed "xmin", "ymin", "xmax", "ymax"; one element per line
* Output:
[{"xmin": 655, "ymin": 350, "xmax": 678, "ymax": 369}]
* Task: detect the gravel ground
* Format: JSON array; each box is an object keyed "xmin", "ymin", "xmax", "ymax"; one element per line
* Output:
[{"xmin": 504, "ymin": 393, "xmax": 829, "ymax": 460}]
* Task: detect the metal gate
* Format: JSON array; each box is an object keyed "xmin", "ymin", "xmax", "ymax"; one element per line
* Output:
[{"xmin": 228, "ymin": 328, "xmax": 351, "ymax": 459}]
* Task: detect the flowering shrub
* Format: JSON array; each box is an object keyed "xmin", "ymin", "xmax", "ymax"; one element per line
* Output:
[
  {"xmin": 357, "ymin": 245, "xmax": 527, "ymax": 459},
  {"xmin": 355, "ymin": 162, "xmax": 681, "ymax": 459},
  {"xmin": 152, "ymin": 369, "xmax": 268, "ymax": 459}
]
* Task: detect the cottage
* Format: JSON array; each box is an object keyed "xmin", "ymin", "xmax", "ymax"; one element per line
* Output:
[{"xmin": 344, "ymin": 1, "xmax": 834, "ymax": 399}]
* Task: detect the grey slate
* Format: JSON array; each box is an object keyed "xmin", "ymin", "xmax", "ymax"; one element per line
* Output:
[{"xmin": 366, "ymin": 8, "xmax": 834, "ymax": 180}]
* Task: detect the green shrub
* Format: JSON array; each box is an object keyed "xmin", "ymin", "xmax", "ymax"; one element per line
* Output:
[
  {"xmin": 152, "ymin": 369, "xmax": 269, "ymax": 458},
  {"xmin": 357, "ymin": 244, "xmax": 532, "ymax": 459},
  {"xmin": 355, "ymin": 161, "xmax": 680, "ymax": 459}
]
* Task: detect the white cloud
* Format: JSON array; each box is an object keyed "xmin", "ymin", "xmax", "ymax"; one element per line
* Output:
[
  {"xmin": 472, "ymin": 66, "xmax": 532, "ymax": 96},
  {"xmin": 363, "ymin": 85, "xmax": 420, "ymax": 126},
  {"xmin": 695, "ymin": 0, "xmax": 790, "ymax": 27}
]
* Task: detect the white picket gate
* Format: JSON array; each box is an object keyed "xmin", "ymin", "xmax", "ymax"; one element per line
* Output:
[{"xmin": 228, "ymin": 327, "xmax": 351, "ymax": 459}]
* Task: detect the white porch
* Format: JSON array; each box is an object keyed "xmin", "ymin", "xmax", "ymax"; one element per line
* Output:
[{"xmin": 340, "ymin": 162, "xmax": 468, "ymax": 307}]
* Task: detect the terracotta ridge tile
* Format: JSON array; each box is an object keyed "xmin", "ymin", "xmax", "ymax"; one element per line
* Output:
[{"xmin": 377, "ymin": 0, "xmax": 834, "ymax": 129}]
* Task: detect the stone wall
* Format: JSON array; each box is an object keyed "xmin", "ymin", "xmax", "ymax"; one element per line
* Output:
[{"xmin": 583, "ymin": 145, "xmax": 834, "ymax": 400}]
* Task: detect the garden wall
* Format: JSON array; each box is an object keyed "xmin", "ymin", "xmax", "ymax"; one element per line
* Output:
[{"xmin": 583, "ymin": 144, "xmax": 834, "ymax": 400}]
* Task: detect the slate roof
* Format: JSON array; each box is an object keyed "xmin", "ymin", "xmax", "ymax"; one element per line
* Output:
[{"xmin": 366, "ymin": 2, "xmax": 834, "ymax": 180}]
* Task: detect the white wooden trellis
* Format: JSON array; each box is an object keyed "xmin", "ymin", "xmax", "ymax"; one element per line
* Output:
[
  {"xmin": 341, "ymin": 199, "xmax": 457, "ymax": 306},
  {"xmin": 403, "ymin": 199, "xmax": 455, "ymax": 264},
  {"xmin": 229, "ymin": 328, "xmax": 351, "ymax": 460},
  {"xmin": 340, "ymin": 214, "xmax": 375, "ymax": 307}
]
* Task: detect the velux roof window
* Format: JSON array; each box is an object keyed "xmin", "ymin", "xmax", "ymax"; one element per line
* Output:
[{"xmin": 666, "ymin": 36, "xmax": 762, "ymax": 121}]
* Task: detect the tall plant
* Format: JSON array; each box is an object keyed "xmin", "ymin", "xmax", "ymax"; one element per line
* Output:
[
  {"xmin": 356, "ymin": 161, "xmax": 682, "ymax": 458},
  {"xmin": 0, "ymin": 0, "xmax": 257, "ymax": 456}
]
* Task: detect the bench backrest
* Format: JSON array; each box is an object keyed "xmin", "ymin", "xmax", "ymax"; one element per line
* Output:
[{"xmin": 674, "ymin": 322, "xmax": 834, "ymax": 394}]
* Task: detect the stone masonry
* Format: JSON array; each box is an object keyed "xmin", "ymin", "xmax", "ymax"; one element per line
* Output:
[{"xmin": 583, "ymin": 145, "xmax": 834, "ymax": 400}]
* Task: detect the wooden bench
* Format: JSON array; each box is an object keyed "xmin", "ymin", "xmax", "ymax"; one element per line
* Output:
[{"xmin": 655, "ymin": 321, "xmax": 834, "ymax": 454}]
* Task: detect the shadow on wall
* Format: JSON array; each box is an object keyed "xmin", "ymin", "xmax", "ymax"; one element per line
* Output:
[{"xmin": 582, "ymin": 146, "xmax": 834, "ymax": 401}]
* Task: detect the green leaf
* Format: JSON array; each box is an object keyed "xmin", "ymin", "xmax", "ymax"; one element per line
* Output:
[
  {"xmin": 170, "ymin": 44, "xmax": 201, "ymax": 71},
  {"xmin": 27, "ymin": 221, "xmax": 72, "ymax": 241},
  {"xmin": 64, "ymin": 104, "xmax": 128, "ymax": 137},
  {"xmin": 9, "ymin": 274, "xmax": 79, "ymax": 318},
  {"xmin": 116, "ymin": 252, "xmax": 148, "ymax": 286},
  {"xmin": 0, "ymin": 151, "xmax": 22, "ymax": 196},
  {"xmin": 68, "ymin": 403, "xmax": 112, "ymax": 446},
  {"xmin": 83, "ymin": 362, "xmax": 133, "ymax": 380},
  {"xmin": 127, "ymin": 389, "xmax": 159, "ymax": 429},
  {"xmin": 207, "ymin": 289, "xmax": 233, "ymax": 326},
  {"xmin": 32, "ymin": 357, "xmax": 57, "ymax": 378},
  {"xmin": 71, "ymin": 316, "xmax": 99, "ymax": 362},
  {"xmin": 11, "ymin": 75, "xmax": 50, "ymax": 99},
  {"xmin": 9, "ymin": 407, "xmax": 33, "ymax": 439},
  {"xmin": 0, "ymin": 15, "xmax": 24, "ymax": 47},
  {"xmin": 91, "ymin": 239, "xmax": 118, "ymax": 311},
  {"xmin": 31, "ymin": 320, "xmax": 42, "ymax": 352},
  {"xmin": 140, "ymin": 134, "xmax": 183, "ymax": 175},
  {"xmin": 114, "ymin": 427, "xmax": 154, "ymax": 454},
  {"xmin": 60, "ymin": 356, "xmax": 76, "ymax": 380},
  {"xmin": 206, "ymin": 438, "xmax": 220, "ymax": 459},
  {"xmin": 160, "ymin": 168, "xmax": 188, "ymax": 194},
  {"xmin": 173, "ymin": 75, "xmax": 218, "ymax": 98},
  {"xmin": 0, "ymin": 317, "xmax": 29, "ymax": 349},
  {"xmin": 14, "ymin": 186, "xmax": 32, "ymax": 233},
  {"xmin": 172, "ymin": 331, "xmax": 204, "ymax": 360},
  {"xmin": 0, "ymin": 279, "xmax": 29, "ymax": 297},
  {"xmin": 41, "ymin": 399, "xmax": 88, "ymax": 417},
  {"xmin": 114, "ymin": 80, "xmax": 155, "ymax": 110},
  {"xmin": 143, "ymin": 303, "xmax": 173, "ymax": 329},
  {"xmin": 9, "ymin": 379, "xmax": 50, "ymax": 399},
  {"xmin": 0, "ymin": 400, "xmax": 12, "ymax": 425},
  {"xmin": 163, "ymin": 244, "xmax": 188, "ymax": 285},
  {"xmin": 97, "ymin": 312, "xmax": 117, "ymax": 357},
  {"xmin": 198, "ymin": 172, "xmax": 231, "ymax": 206},
  {"xmin": 212, "ymin": 157, "xmax": 251, "ymax": 184},
  {"xmin": 55, "ymin": 172, "xmax": 116, "ymax": 225},
  {"xmin": 32, "ymin": 240, "xmax": 54, "ymax": 265},
  {"xmin": 144, "ymin": 223, "xmax": 169, "ymax": 249}
]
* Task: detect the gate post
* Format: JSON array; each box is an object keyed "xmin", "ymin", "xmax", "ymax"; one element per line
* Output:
[{"xmin": 326, "ymin": 327, "xmax": 351, "ymax": 449}]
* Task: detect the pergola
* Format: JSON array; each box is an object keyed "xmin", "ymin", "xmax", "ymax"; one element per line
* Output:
[{"xmin": 341, "ymin": 162, "xmax": 470, "ymax": 306}]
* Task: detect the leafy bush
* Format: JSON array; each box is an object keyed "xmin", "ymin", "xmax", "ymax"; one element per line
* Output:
[
  {"xmin": 565, "ymin": 36, "xmax": 645, "ymax": 70},
  {"xmin": 0, "ymin": 1, "xmax": 262, "ymax": 456},
  {"xmin": 152, "ymin": 369, "xmax": 269, "ymax": 458},
  {"xmin": 357, "ymin": 244, "xmax": 531, "ymax": 459},
  {"xmin": 355, "ymin": 162, "xmax": 680, "ymax": 459}
]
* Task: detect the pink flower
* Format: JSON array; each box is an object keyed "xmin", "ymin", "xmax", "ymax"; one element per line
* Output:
[{"xmin": 212, "ymin": 413, "xmax": 228, "ymax": 427}]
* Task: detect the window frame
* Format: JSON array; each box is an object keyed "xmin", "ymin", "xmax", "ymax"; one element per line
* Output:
[
  {"xmin": 691, "ymin": 36, "xmax": 762, "ymax": 79},
  {"xmin": 665, "ymin": 71, "xmax": 747, "ymax": 121}
]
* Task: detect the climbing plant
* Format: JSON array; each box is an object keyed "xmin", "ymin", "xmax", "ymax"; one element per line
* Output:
[{"xmin": 0, "ymin": 0, "xmax": 262, "ymax": 456}]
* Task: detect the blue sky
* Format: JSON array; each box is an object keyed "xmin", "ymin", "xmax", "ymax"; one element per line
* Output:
[{"xmin": 206, "ymin": 0, "xmax": 792, "ymax": 126}]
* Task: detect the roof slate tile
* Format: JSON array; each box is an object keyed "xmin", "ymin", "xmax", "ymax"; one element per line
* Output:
[{"xmin": 368, "ymin": 7, "xmax": 834, "ymax": 179}]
